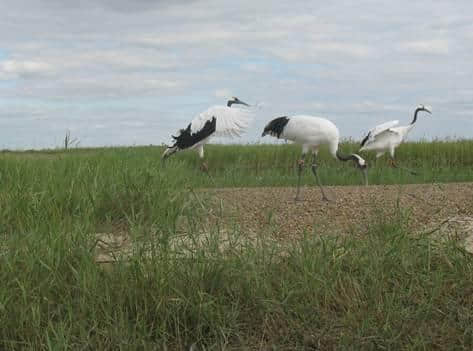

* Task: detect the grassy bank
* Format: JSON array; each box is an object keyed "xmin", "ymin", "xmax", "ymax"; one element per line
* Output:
[
  {"xmin": 1, "ymin": 209, "xmax": 473, "ymax": 349},
  {"xmin": 0, "ymin": 142, "xmax": 472, "ymax": 349},
  {"xmin": 4, "ymin": 139, "xmax": 473, "ymax": 188}
]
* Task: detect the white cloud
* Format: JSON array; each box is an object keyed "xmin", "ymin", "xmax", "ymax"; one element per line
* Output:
[
  {"xmin": 268, "ymin": 41, "xmax": 374, "ymax": 63},
  {"xmin": 0, "ymin": 60, "xmax": 53, "ymax": 79},
  {"xmin": 51, "ymin": 75, "xmax": 184, "ymax": 98},
  {"xmin": 351, "ymin": 101, "xmax": 405, "ymax": 113},
  {"xmin": 0, "ymin": 0, "xmax": 472, "ymax": 148},
  {"xmin": 400, "ymin": 40, "xmax": 450, "ymax": 55},
  {"xmin": 134, "ymin": 30, "xmax": 238, "ymax": 47},
  {"xmin": 74, "ymin": 51, "xmax": 178, "ymax": 70},
  {"xmin": 215, "ymin": 88, "xmax": 233, "ymax": 98}
]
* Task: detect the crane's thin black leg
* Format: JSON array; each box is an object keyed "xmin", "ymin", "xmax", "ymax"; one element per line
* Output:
[
  {"xmin": 389, "ymin": 157, "xmax": 418, "ymax": 176},
  {"xmin": 311, "ymin": 154, "xmax": 330, "ymax": 202},
  {"xmin": 200, "ymin": 160, "xmax": 216, "ymax": 186},
  {"xmin": 294, "ymin": 154, "xmax": 307, "ymax": 202},
  {"xmin": 200, "ymin": 161, "xmax": 209, "ymax": 173}
]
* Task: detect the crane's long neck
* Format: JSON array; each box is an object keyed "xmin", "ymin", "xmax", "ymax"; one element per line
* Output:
[
  {"xmin": 331, "ymin": 142, "xmax": 353, "ymax": 162},
  {"xmin": 329, "ymin": 142, "xmax": 353, "ymax": 162},
  {"xmin": 331, "ymin": 141, "xmax": 357, "ymax": 162},
  {"xmin": 410, "ymin": 108, "xmax": 422, "ymax": 125},
  {"xmin": 335, "ymin": 150, "xmax": 354, "ymax": 162},
  {"xmin": 334, "ymin": 145, "xmax": 368, "ymax": 186}
]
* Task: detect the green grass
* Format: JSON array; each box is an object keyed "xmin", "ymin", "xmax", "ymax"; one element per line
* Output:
[
  {"xmin": 163, "ymin": 140, "xmax": 473, "ymax": 187},
  {"xmin": 0, "ymin": 141, "xmax": 473, "ymax": 349}
]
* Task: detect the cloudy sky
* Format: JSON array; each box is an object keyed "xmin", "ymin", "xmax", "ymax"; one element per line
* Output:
[{"xmin": 0, "ymin": 0, "xmax": 472, "ymax": 149}]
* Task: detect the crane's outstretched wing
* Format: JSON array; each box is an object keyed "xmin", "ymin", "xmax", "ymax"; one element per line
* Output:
[
  {"xmin": 361, "ymin": 120, "xmax": 399, "ymax": 146},
  {"xmin": 170, "ymin": 117, "xmax": 216, "ymax": 150},
  {"xmin": 191, "ymin": 105, "xmax": 252, "ymax": 138}
]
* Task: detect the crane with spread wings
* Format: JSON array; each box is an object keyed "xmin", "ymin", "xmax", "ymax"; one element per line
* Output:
[
  {"xmin": 359, "ymin": 104, "xmax": 431, "ymax": 173},
  {"xmin": 162, "ymin": 97, "xmax": 253, "ymax": 172}
]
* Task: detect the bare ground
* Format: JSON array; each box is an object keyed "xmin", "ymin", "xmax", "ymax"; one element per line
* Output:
[
  {"xmin": 207, "ymin": 182, "xmax": 473, "ymax": 240},
  {"xmin": 94, "ymin": 182, "xmax": 473, "ymax": 264}
]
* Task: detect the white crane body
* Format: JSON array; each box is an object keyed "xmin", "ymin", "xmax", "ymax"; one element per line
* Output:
[
  {"xmin": 162, "ymin": 97, "xmax": 252, "ymax": 161},
  {"xmin": 262, "ymin": 115, "xmax": 367, "ymax": 201},
  {"xmin": 279, "ymin": 115, "xmax": 340, "ymax": 156},
  {"xmin": 359, "ymin": 105, "xmax": 431, "ymax": 161}
]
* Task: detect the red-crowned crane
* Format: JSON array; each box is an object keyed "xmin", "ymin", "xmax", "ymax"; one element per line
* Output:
[
  {"xmin": 162, "ymin": 97, "xmax": 252, "ymax": 171},
  {"xmin": 359, "ymin": 104, "xmax": 431, "ymax": 173},
  {"xmin": 262, "ymin": 115, "xmax": 368, "ymax": 202}
]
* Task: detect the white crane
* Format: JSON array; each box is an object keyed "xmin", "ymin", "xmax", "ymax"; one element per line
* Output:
[
  {"xmin": 359, "ymin": 104, "xmax": 431, "ymax": 172},
  {"xmin": 162, "ymin": 97, "xmax": 252, "ymax": 171},
  {"xmin": 262, "ymin": 115, "xmax": 368, "ymax": 202}
]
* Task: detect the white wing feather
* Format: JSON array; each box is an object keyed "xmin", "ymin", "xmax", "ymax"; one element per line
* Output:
[
  {"xmin": 190, "ymin": 105, "xmax": 252, "ymax": 138},
  {"xmin": 361, "ymin": 119, "xmax": 400, "ymax": 145},
  {"xmin": 368, "ymin": 120, "xmax": 399, "ymax": 137}
]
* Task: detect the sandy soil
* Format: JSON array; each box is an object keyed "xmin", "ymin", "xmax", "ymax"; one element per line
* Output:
[
  {"xmin": 208, "ymin": 182, "xmax": 473, "ymax": 239},
  {"xmin": 94, "ymin": 182, "xmax": 473, "ymax": 264}
]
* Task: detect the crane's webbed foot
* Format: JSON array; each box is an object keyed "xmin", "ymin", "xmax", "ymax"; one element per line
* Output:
[{"xmin": 294, "ymin": 192, "xmax": 311, "ymax": 203}]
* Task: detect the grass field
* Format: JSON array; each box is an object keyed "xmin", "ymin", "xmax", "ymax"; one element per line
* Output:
[{"xmin": 1, "ymin": 141, "xmax": 473, "ymax": 349}]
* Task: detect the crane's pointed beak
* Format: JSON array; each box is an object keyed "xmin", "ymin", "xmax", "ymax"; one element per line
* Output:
[{"xmin": 235, "ymin": 98, "xmax": 250, "ymax": 107}]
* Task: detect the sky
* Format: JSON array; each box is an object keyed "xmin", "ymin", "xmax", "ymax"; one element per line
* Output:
[{"xmin": 0, "ymin": 0, "xmax": 472, "ymax": 149}]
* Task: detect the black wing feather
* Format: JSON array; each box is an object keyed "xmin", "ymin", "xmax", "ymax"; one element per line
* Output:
[{"xmin": 171, "ymin": 117, "xmax": 217, "ymax": 150}]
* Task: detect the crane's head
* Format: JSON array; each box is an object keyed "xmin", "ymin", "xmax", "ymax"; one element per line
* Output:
[
  {"xmin": 352, "ymin": 154, "xmax": 369, "ymax": 186},
  {"xmin": 162, "ymin": 143, "xmax": 178, "ymax": 161},
  {"xmin": 227, "ymin": 97, "xmax": 250, "ymax": 107},
  {"xmin": 416, "ymin": 104, "xmax": 432, "ymax": 115}
]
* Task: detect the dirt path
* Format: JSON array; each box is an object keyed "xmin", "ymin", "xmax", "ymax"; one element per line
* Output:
[
  {"xmin": 94, "ymin": 182, "xmax": 473, "ymax": 265},
  {"xmin": 208, "ymin": 182, "xmax": 473, "ymax": 238}
]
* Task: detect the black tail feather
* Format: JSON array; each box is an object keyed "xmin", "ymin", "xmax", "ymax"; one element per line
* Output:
[
  {"xmin": 171, "ymin": 118, "xmax": 216, "ymax": 150},
  {"xmin": 360, "ymin": 133, "xmax": 370, "ymax": 147},
  {"xmin": 262, "ymin": 116, "xmax": 289, "ymax": 138}
]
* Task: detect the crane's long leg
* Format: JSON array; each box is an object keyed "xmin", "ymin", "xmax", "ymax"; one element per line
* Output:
[
  {"xmin": 311, "ymin": 154, "xmax": 330, "ymax": 202},
  {"xmin": 200, "ymin": 161, "xmax": 209, "ymax": 173},
  {"xmin": 200, "ymin": 160, "xmax": 217, "ymax": 186},
  {"xmin": 197, "ymin": 145, "xmax": 216, "ymax": 185},
  {"xmin": 389, "ymin": 157, "xmax": 418, "ymax": 176},
  {"xmin": 294, "ymin": 154, "xmax": 307, "ymax": 202}
]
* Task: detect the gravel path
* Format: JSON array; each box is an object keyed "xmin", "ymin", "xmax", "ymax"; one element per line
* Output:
[
  {"xmin": 209, "ymin": 182, "xmax": 473, "ymax": 238},
  {"xmin": 93, "ymin": 182, "xmax": 473, "ymax": 264}
]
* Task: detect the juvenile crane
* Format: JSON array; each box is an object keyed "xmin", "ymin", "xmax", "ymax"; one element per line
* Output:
[
  {"xmin": 262, "ymin": 115, "xmax": 368, "ymax": 202},
  {"xmin": 162, "ymin": 97, "xmax": 252, "ymax": 171},
  {"xmin": 359, "ymin": 104, "xmax": 432, "ymax": 172}
]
